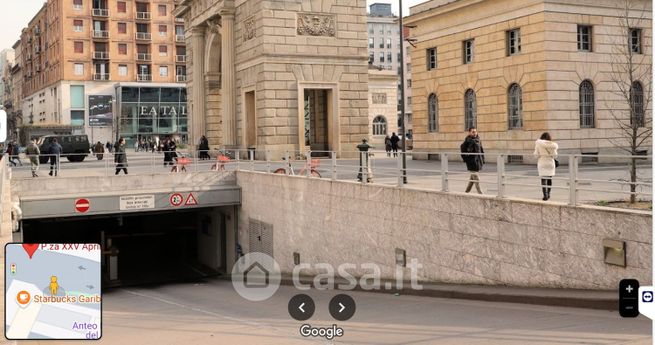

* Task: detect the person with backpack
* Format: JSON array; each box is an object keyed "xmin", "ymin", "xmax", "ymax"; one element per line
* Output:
[{"xmin": 48, "ymin": 138, "xmax": 63, "ymax": 177}]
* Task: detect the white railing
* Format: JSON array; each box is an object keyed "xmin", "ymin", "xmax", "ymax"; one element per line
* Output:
[
  {"xmin": 176, "ymin": 75, "xmax": 187, "ymax": 82},
  {"xmin": 93, "ymin": 30, "xmax": 109, "ymax": 39},
  {"xmin": 93, "ymin": 51, "xmax": 109, "ymax": 59},
  {"xmin": 137, "ymin": 74, "xmax": 152, "ymax": 81},
  {"xmin": 175, "ymin": 55, "xmax": 186, "ymax": 63},
  {"xmin": 135, "ymin": 32, "xmax": 151, "ymax": 40},
  {"xmin": 136, "ymin": 12, "xmax": 151, "ymax": 20},
  {"xmin": 136, "ymin": 53, "xmax": 151, "ymax": 61},
  {"xmin": 92, "ymin": 8, "xmax": 109, "ymax": 17},
  {"xmin": 175, "ymin": 34, "xmax": 185, "ymax": 42},
  {"xmin": 93, "ymin": 73, "xmax": 110, "ymax": 80}
]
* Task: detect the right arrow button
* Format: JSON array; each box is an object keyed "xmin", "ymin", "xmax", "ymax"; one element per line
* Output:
[{"xmin": 329, "ymin": 294, "xmax": 356, "ymax": 321}]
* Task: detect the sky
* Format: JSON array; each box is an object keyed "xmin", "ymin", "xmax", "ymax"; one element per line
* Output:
[{"xmin": 0, "ymin": 0, "xmax": 427, "ymax": 51}]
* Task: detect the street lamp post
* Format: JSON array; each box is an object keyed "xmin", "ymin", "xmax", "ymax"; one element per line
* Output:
[{"xmin": 398, "ymin": 0, "xmax": 407, "ymax": 183}]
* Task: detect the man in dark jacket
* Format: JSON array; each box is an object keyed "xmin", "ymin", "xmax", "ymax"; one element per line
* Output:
[
  {"xmin": 390, "ymin": 132, "xmax": 400, "ymax": 157},
  {"xmin": 460, "ymin": 127, "xmax": 485, "ymax": 194},
  {"xmin": 114, "ymin": 137, "xmax": 128, "ymax": 175},
  {"xmin": 48, "ymin": 138, "xmax": 63, "ymax": 177}
]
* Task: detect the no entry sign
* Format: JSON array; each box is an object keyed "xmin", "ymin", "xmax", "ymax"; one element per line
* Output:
[{"xmin": 75, "ymin": 198, "xmax": 90, "ymax": 213}]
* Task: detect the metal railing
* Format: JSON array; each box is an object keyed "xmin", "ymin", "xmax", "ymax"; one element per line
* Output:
[
  {"xmin": 175, "ymin": 34, "xmax": 185, "ymax": 42},
  {"xmin": 136, "ymin": 12, "xmax": 151, "ymax": 20},
  {"xmin": 93, "ymin": 73, "xmax": 110, "ymax": 81},
  {"xmin": 135, "ymin": 32, "xmax": 152, "ymax": 40},
  {"xmin": 175, "ymin": 55, "xmax": 186, "ymax": 63},
  {"xmin": 137, "ymin": 74, "xmax": 152, "ymax": 81},
  {"xmin": 92, "ymin": 30, "xmax": 109, "ymax": 39},
  {"xmin": 136, "ymin": 53, "xmax": 152, "ymax": 61},
  {"xmin": 6, "ymin": 150, "xmax": 651, "ymax": 209},
  {"xmin": 175, "ymin": 75, "xmax": 187, "ymax": 82},
  {"xmin": 93, "ymin": 51, "xmax": 110, "ymax": 59},
  {"xmin": 92, "ymin": 8, "xmax": 109, "ymax": 17}
]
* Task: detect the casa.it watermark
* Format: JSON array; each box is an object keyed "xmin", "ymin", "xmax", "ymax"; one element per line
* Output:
[{"xmin": 232, "ymin": 252, "xmax": 423, "ymax": 302}]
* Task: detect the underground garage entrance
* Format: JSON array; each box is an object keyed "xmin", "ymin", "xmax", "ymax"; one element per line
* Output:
[{"xmin": 18, "ymin": 207, "xmax": 237, "ymax": 287}]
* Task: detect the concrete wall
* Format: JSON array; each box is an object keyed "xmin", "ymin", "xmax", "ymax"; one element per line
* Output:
[{"xmin": 237, "ymin": 171, "xmax": 651, "ymax": 289}]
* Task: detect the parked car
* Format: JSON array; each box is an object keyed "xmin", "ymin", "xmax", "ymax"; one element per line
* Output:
[{"xmin": 37, "ymin": 135, "xmax": 91, "ymax": 163}]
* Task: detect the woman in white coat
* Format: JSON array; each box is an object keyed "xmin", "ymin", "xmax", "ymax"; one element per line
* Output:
[{"xmin": 534, "ymin": 132, "xmax": 558, "ymax": 201}]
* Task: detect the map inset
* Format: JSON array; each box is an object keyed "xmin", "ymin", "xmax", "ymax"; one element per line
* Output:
[{"xmin": 5, "ymin": 243, "xmax": 101, "ymax": 340}]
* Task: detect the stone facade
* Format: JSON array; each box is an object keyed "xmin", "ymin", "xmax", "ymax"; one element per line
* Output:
[
  {"xmin": 368, "ymin": 68, "xmax": 398, "ymax": 147},
  {"xmin": 237, "ymin": 170, "xmax": 651, "ymax": 289},
  {"xmin": 406, "ymin": 0, "xmax": 652, "ymax": 161},
  {"xmin": 175, "ymin": 0, "xmax": 370, "ymax": 157}
]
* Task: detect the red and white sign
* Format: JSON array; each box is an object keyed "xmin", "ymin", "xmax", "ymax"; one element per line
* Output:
[
  {"xmin": 185, "ymin": 193, "xmax": 198, "ymax": 206},
  {"xmin": 75, "ymin": 198, "xmax": 90, "ymax": 213},
  {"xmin": 169, "ymin": 193, "xmax": 184, "ymax": 207}
]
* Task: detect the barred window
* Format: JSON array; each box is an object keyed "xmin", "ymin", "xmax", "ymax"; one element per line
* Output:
[
  {"xmin": 464, "ymin": 89, "xmax": 477, "ymax": 130},
  {"xmin": 508, "ymin": 83, "xmax": 523, "ymax": 129},
  {"xmin": 372, "ymin": 116, "xmax": 387, "ymax": 136},
  {"xmin": 577, "ymin": 25, "xmax": 592, "ymax": 51},
  {"xmin": 463, "ymin": 39, "xmax": 474, "ymax": 64},
  {"xmin": 506, "ymin": 29, "xmax": 521, "ymax": 56},
  {"xmin": 631, "ymin": 81, "xmax": 645, "ymax": 127},
  {"xmin": 579, "ymin": 80, "xmax": 595, "ymax": 128},
  {"xmin": 428, "ymin": 93, "xmax": 438, "ymax": 132},
  {"xmin": 426, "ymin": 47, "xmax": 437, "ymax": 70},
  {"xmin": 630, "ymin": 28, "xmax": 642, "ymax": 54}
]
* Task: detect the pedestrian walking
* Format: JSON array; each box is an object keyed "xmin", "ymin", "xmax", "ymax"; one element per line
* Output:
[
  {"xmin": 5, "ymin": 143, "xmax": 16, "ymax": 166},
  {"xmin": 384, "ymin": 135, "xmax": 392, "ymax": 157},
  {"xmin": 198, "ymin": 135, "xmax": 210, "ymax": 160},
  {"xmin": 163, "ymin": 139, "xmax": 172, "ymax": 166},
  {"xmin": 48, "ymin": 138, "xmax": 62, "ymax": 177},
  {"xmin": 94, "ymin": 141, "xmax": 104, "ymax": 160},
  {"xmin": 534, "ymin": 132, "xmax": 558, "ymax": 201},
  {"xmin": 390, "ymin": 132, "xmax": 400, "ymax": 157},
  {"xmin": 26, "ymin": 139, "xmax": 40, "ymax": 177},
  {"xmin": 460, "ymin": 127, "xmax": 485, "ymax": 194},
  {"xmin": 114, "ymin": 137, "xmax": 128, "ymax": 175},
  {"xmin": 106, "ymin": 141, "xmax": 113, "ymax": 153}
]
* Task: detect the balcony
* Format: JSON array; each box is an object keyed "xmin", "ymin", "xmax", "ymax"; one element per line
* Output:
[
  {"xmin": 135, "ymin": 32, "xmax": 151, "ymax": 41},
  {"xmin": 26, "ymin": 54, "xmax": 32, "ymax": 61},
  {"xmin": 92, "ymin": 8, "xmax": 109, "ymax": 17},
  {"xmin": 34, "ymin": 46, "xmax": 41, "ymax": 54},
  {"xmin": 175, "ymin": 34, "xmax": 185, "ymax": 43},
  {"xmin": 136, "ymin": 53, "xmax": 151, "ymax": 61},
  {"xmin": 176, "ymin": 75, "xmax": 187, "ymax": 82},
  {"xmin": 137, "ymin": 74, "xmax": 152, "ymax": 82},
  {"xmin": 175, "ymin": 55, "xmax": 186, "ymax": 63},
  {"xmin": 93, "ymin": 51, "xmax": 109, "ymax": 59},
  {"xmin": 93, "ymin": 73, "xmax": 110, "ymax": 81},
  {"xmin": 175, "ymin": 18, "xmax": 184, "ymax": 23},
  {"xmin": 93, "ymin": 30, "xmax": 110, "ymax": 39},
  {"xmin": 136, "ymin": 12, "xmax": 151, "ymax": 20}
]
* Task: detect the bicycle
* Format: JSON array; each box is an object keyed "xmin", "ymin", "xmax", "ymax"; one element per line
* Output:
[{"xmin": 273, "ymin": 152, "xmax": 321, "ymax": 178}]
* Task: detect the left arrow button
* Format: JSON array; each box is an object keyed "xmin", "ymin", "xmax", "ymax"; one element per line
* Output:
[{"xmin": 288, "ymin": 294, "xmax": 315, "ymax": 321}]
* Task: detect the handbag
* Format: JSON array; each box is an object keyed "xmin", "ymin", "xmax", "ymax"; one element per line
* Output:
[{"xmin": 546, "ymin": 147, "xmax": 559, "ymax": 168}]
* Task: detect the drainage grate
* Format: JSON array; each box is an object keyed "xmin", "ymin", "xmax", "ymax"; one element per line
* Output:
[{"xmin": 507, "ymin": 155, "xmax": 523, "ymax": 164}]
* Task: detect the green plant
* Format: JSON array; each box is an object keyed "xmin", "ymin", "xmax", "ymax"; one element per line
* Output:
[{"xmin": 595, "ymin": 200, "xmax": 610, "ymax": 206}]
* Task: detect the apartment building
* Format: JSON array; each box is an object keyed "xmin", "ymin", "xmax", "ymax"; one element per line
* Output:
[{"xmin": 17, "ymin": 0, "xmax": 187, "ymax": 144}]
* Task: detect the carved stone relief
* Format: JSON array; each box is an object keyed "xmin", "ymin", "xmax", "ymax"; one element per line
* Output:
[
  {"xmin": 372, "ymin": 93, "xmax": 387, "ymax": 104},
  {"xmin": 243, "ymin": 17, "xmax": 255, "ymax": 42},
  {"xmin": 297, "ymin": 13, "xmax": 336, "ymax": 37}
]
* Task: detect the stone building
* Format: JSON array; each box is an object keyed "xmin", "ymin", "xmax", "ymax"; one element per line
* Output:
[
  {"xmin": 15, "ymin": 0, "xmax": 186, "ymax": 144},
  {"xmin": 368, "ymin": 68, "xmax": 399, "ymax": 147},
  {"xmin": 173, "ymin": 0, "xmax": 370, "ymax": 158},
  {"xmin": 406, "ymin": 0, "xmax": 652, "ymax": 161}
]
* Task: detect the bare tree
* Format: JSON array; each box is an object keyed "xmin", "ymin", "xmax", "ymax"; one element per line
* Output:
[{"xmin": 607, "ymin": 0, "xmax": 652, "ymax": 203}]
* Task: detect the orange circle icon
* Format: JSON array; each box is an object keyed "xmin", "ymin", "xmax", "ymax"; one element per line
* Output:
[{"xmin": 16, "ymin": 290, "xmax": 30, "ymax": 305}]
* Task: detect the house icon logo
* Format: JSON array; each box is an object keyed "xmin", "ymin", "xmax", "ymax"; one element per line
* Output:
[
  {"xmin": 232, "ymin": 252, "xmax": 281, "ymax": 302},
  {"xmin": 243, "ymin": 262, "xmax": 270, "ymax": 288}
]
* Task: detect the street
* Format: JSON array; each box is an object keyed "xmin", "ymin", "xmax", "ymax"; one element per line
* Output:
[{"xmin": 12, "ymin": 279, "xmax": 651, "ymax": 345}]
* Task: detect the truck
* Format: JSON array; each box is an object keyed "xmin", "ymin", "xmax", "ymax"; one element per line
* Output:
[{"xmin": 37, "ymin": 135, "xmax": 91, "ymax": 163}]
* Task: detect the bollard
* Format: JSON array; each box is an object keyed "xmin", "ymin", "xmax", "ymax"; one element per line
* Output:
[
  {"xmin": 441, "ymin": 153, "xmax": 449, "ymax": 192},
  {"xmin": 569, "ymin": 155, "xmax": 578, "ymax": 205},
  {"xmin": 497, "ymin": 154, "xmax": 505, "ymax": 198},
  {"xmin": 356, "ymin": 139, "xmax": 372, "ymax": 183},
  {"xmin": 266, "ymin": 150, "xmax": 271, "ymax": 174},
  {"xmin": 397, "ymin": 152, "xmax": 403, "ymax": 187},
  {"xmin": 331, "ymin": 151, "xmax": 337, "ymax": 181}
]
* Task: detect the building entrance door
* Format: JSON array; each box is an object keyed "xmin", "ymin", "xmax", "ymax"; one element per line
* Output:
[{"xmin": 303, "ymin": 89, "xmax": 330, "ymax": 156}]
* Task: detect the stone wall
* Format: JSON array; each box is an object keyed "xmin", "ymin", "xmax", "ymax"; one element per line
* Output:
[{"xmin": 237, "ymin": 171, "xmax": 651, "ymax": 289}]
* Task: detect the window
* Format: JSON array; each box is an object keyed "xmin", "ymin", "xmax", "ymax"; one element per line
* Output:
[
  {"xmin": 579, "ymin": 80, "xmax": 595, "ymax": 128},
  {"xmin": 406, "ymin": 63, "xmax": 411, "ymax": 72},
  {"xmin": 372, "ymin": 116, "xmax": 387, "ymax": 135},
  {"xmin": 118, "ymin": 65, "xmax": 127, "ymax": 76},
  {"xmin": 74, "ymin": 41, "xmax": 83, "ymax": 53},
  {"xmin": 70, "ymin": 85, "xmax": 84, "ymax": 107},
  {"xmin": 577, "ymin": 25, "xmax": 592, "ymax": 51},
  {"xmin": 118, "ymin": 44, "xmax": 127, "ymax": 55},
  {"xmin": 73, "ymin": 0, "xmax": 82, "ymax": 10},
  {"xmin": 159, "ymin": 45, "xmax": 167, "ymax": 56},
  {"xmin": 379, "ymin": 28, "xmax": 384, "ymax": 35},
  {"xmin": 631, "ymin": 81, "xmax": 645, "ymax": 127},
  {"xmin": 73, "ymin": 20, "xmax": 83, "ymax": 32},
  {"xmin": 508, "ymin": 83, "xmax": 522, "ymax": 129},
  {"xmin": 407, "ymin": 97, "xmax": 412, "ymax": 105},
  {"xmin": 386, "ymin": 38, "xmax": 391, "ymax": 49},
  {"xmin": 428, "ymin": 93, "xmax": 438, "ymax": 132},
  {"xmin": 71, "ymin": 110, "xmax": 85, "ymax": 126},
  {"xmin": 368, "ymin": 52, "xmax": 374, "ymax": 64},
  {"xmin": 379, "ymin": 52, "xmax": 384, "ymax": 63},
  {"xmin": 118, "ymin": 22, "xmax": 127, "ymax": 34},
  {"xmin": 506, "ymin": 29, "xmax": 521, "ymax": 56},
  {"xmin": 159, "ymin": 25, "xmax": 167, "ymax": 36},
  {"xmin": 407, "ymin": 79, "xmax": 411, "ymax": 87},
  {"xmin": 159, "ymin": 66, "xmax": 168, "ymax": 77},
  {"xmin": 74, "ymin": 63, "xmax": 84, "ymax": 75},
  {"xmin": 379, "ymin": 39, "xmax": 384, "ymax": 49},
  {"xmin": 158, "ymin": 5, "xmax": 166, "ymax": 16},
  {"xmin": 369, "ymin": 38, "xmax": 374, "ymax": 49},
  {"xmin": 426, "ymin": 47, "xmax": 437, "ymax": 70},
  {"xmin": 630, "ymin": 28, "xmax": 642, "ymax": 54},
  {"xmin": 387, "ymin": 52, "xmax": 392, "ymax": 63},
  {"xmin": 369, "ymin": 26, "xmax": 374, "ymax": 34},
  {"xmin": 464, "ymin": 89, "xmax": 477, "ymax": 130},
  {"xmin": 117, "ymin": 1, "xmax": 126, "ymax": 13},
  {"xmin": 463, "ymin": 39, "xmax": 474, "ymax": 64}
]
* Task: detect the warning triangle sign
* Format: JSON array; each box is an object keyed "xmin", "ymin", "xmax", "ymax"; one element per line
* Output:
[{"xmin": 185, "ymin": 193, "xmax": 198, "ymax": 206}]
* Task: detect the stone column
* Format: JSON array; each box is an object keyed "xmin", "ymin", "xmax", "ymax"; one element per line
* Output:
[
  {"xmin": 190, "ymin": 26, "xmax": 206, "ymax": 148},
  {"xmin": 220, "ymin": 9, "xmax": 237, "ymax": 147}
]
